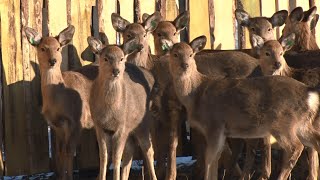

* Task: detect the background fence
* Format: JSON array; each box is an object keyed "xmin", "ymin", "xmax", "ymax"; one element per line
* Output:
[{"xmin": 0, "ymin": 0, "xmax": 319, "ymax": 176}]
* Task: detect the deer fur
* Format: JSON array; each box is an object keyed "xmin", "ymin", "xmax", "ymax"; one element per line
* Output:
[
  {"xmin": 88, "ymin": 37, "xmax": 157, "ymax": 180},
  {"xmin": 168, "ymin": 35, "xmax": 320, "ymax": 180},
  {"xmin": 282, "ymin": 6, "xmax": 319, "ymax": 51},
  {"xmin": 24, "ymin": 25, "xmax": 93, "ymax": 180}
]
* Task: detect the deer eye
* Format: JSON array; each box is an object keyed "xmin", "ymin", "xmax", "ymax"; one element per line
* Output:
[
  {"xmin": 104, "ymin": 57, "xmax": 109, "ymax": 62},
  {"xmin": 251, "ymin": 27, "xmax": 255, "ymax": 32},
  {"xmin": 189, "ymin": 54, "xmax": 193, "ymax": 57},
  {"xmin": 57, "ymin": 47, "xmax": 60, "ymax": 51},
  {"xmin": 41, "ymin": 47, "xmax": 46, "ymax": 52},
  {"xmin": 127, "ymin": 34, "xmax": 132, "ymax": 38},
  {"xmin": 280, "ymin": 51, "xmax": 283, "ymax": 56},
  {"xmin": 143, "ymin": 33, "xmax": 147, "ymax": 38},
  {"xmin": 174, "ymin": 53, "xmax": 178, "ymax": 58},
  {"xmin": 120, "ymin": 57, "xmax": 124, "ymax": 61},
  {"xmin": 157, "ymin": 32, "xmax": 162, "ymax": 37},
  {"xmin": 268, "ymin": 28, "xmax": 272, "ymax": 32},
  {"xmin": 265, "ymin": 52, "xmax": 271, "ymax": 56}
]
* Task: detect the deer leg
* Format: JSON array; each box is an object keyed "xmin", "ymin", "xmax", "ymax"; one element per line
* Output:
[
  {"xmin": 275, "ymin": 134, "xmax": 304, "ymax": 180},
  {"xmin": 96, "ymin": 126, "xmax": 110, "ymax": 180},
  {"xmin": 121, "ymin": 137, "xmax": 134, "ymax": 180},
  {"xmin": 306, "ymin": 148, "xmax": 319, "ymax": 180},
  {"xmin": 166, "ymin": 109, "xmax": 180, "ymax": 180},
  {"xmin": 154, "ymin": 120, "xmax": 168, "ymax": 180},
  {"xmin": 260, "ymin": 136, "xmax": 271, "ymax": 180},
  {"xmin": 222, "ymin": 138, "xmax": 244, "ymax": 179},
  {"xmin": 112, "ymin": 130, "xmax": 129, "ymax": 180},
  {"xmin": 135, "ymin": 129, "xmax": 157, "ymax": 180},
  {"xmin": 192, "ymin": 129, "xmax": 206, "ymax": 180},
  {"xmin": 204, "ymin": 131, "xmax": 226, "ymax": 180},
  {"xmin": 240, "ymin": 138, "xmax": 259, "ymax": 180},
  {"xmin": 54, "ymin": 134, "xmax": 64, "ymax": 179}
]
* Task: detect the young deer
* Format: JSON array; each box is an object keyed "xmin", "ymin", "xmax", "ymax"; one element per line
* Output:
[
  {"xmin": 281, "ymin": 6, "xmax": 319, "ymax": 51},
  {"xmin": 253, "ymin": 33, "xmax": 320, "ymax": 180},
  {"xmin": 235, "ymin": 8, "xmax": 288, "ymax": 57},
  {"xmin": 167, "ymin": 35, "xmax": 320, "ymax": 180},
  {"xmin": 24, "ymin": 25, "xmax": 93, "ymax": 180},
  {"xmin": 88, "ymin": 37, "xmax": 157, "ymax": 180}
]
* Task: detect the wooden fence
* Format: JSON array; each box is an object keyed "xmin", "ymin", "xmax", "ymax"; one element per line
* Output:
[{"xmin": 0, "ymin": 0, "xmax": 319, "ymax": 176}]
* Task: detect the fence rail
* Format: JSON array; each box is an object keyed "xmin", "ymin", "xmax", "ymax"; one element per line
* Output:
[{"xmin": 0, "ymin": 0, "xmax": 319, "ymax": 176}]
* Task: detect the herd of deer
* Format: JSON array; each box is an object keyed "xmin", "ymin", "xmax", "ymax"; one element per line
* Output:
[{"xmin": 23, "ymin": 5, "xmax": 320, "ymax": 180}]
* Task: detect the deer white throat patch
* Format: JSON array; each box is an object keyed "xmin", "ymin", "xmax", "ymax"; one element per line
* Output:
[{"xmin": 307, "ymin": 91, "xmax": 319, "ymax": 114}]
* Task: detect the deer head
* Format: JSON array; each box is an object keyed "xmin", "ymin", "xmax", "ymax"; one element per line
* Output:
[
  {"xmin": 87, "ymin": 36, "xmax": 143, "ymax": 80},
  {"xmin": 251, "ymin": 33, "xmax": 295, "ymax": 75},
  {"xmin": 281, "ymin": 6, "xmax": 318, "ymax": 51},
  {"xmin": 24, "ymin": 25, "xmax": 75, "ymax": 70},
  {"xmin": 143, "ymin": 11, "xmax": 190, "ymax": 55},
  {"xmin": 236, "ymin": 9, "xmax": 288, "ymax": 45}
]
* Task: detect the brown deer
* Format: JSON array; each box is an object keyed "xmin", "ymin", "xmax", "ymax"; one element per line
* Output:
[
  {"xmin": 24, "ymin": 25, "xmax": 94, "ymax": 180},
  {"xmin": 167, "ymin": 35, "xmax": 320, "ymax": 180},
  {"xmin": 281, "ymin": 6, "xmax": 319, "ymax": 51},
  {"xmin": 252, "ymin": 33, "xmax": 320, "ymax": 180},
  {"xmin": 88, "ymin": 36, "xmax": 157, "ymax": 180}
]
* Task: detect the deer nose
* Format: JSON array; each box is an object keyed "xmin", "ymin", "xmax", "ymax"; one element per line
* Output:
[
  {"xmin": 181, "ymin": 63, "xmax": 189, "ymax": 70},
  {"xmin": 274, "ymin": 62, "xmax": 281, "ymax": 69},
  {"xmin": 112, "ymin": 69, "xmax": 120, "ymax": 77},
  {"xmin": 49, "ymin": 58, "xmax": 57, "ymax": 66}
]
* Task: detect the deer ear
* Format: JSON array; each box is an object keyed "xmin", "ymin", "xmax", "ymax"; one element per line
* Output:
[
  {"xmin": 289, "ymin": 7, "xmax": 304, "ymax": 22},
  {"xmin": 190, "ymin": 35, "xmax": 206, "ymax": 53},
  {"xmin": 24, "ymin": 27, "xmax": 42, "ymax": 46},
  {"xmin": 99, "ymin": 32, "xmax": 109, "ymax": 45},
  {"xmin": 143, "ymin": 11, "xmax": 162, "ymax": 32},
  {"xmin": 58, "ymin": 25, "xmax": 75, "ymax": 46},
  {"xmin": 122, "ymin": 38, "xmax": 143, "ymax": 56},
  {"xmin": 303, "ymin": 6, "xmax": 317, "ymax": 22},
  {"xmin": 173, "ymin": 11, "xmax": 190, "ymax": 33},
  {"xmin": 111, "ymin": 13, "xmax": 130, "ymax": 32},
  {"xmin": 280, "ymin": 33, "xmax": 295, "ymax": 51},
  {"xmin": 235, "ymin": 9, "xmax": 250, "ymax": 26},
  {"xmin": 270, "ymin": 10, "xmax": 288, "ymax": 27},
  {"xmin": 251, "ymin": 34, "xmax": 265, "ymax": 49},
  {"xmin": 311, "ymin": 14, "xmax": 319, "ymax": 30},
  {"xmin": 142, "ymin": 13, "xmax": 150, "ymax": 22},
  {"xmin": 87, "ymin": 36, "xmax": 103, "ymax": 54}
]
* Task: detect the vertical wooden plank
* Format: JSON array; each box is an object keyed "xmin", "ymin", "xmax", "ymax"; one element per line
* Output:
[
  {"xmin": 276, "ymin": 0, "xmax": 289, "ymax": 39},
  {"xmin": 139, "ymin": 0, "xmax": 156, "ymax": 53},
  {"xmin": 0, "ymin": 4, "xmax": 3, "ymax": 176},
  {"xmin": 70, "ymin": 0, "xmax": 94, "ymax": 67},
  {"xmin": 189, "ymin": 0, "xmax": 211, "ymax": 49},
  {"xmin": 1, "ymin": 0, "xmax": 29, "ymax": 175},
  {"xmin": 260, "ymin": 0, "xmax": 276, "ymax": 17},
  {"xmin": 119, "ymin": 0, "xmax": 134, "ymax": 23},
  {"xmin": 213, "ymin": 0, "xmax": 236, "ymax": 49},
  {"xmin": 310, "ymin": 0, "xmax": 320, "ymax": 45},
  {"xmin": 240, "ymin": 0, "xmax": 261, "ymax": 49},
  {"xmin": 21, "ymin": 0, "xmax": 50, "ymax": 174},
  {"xmin": 98, "ymin": 0, "xmax": 117, "ymax": 44},
  {"xmin": 47, "ymin": 0, "xmax": 68, "ymax": 71},
  {"xmin": 165, "ymin": 0, "xmax": 179, "ymax": 21},
  {"xmin": 295, "ymin": 0, "xmax": 309, "ymax": 10}
]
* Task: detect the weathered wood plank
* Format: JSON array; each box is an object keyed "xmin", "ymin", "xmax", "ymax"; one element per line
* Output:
[
  {"xmin": 241, "ymin": 0, "xmax": 261, "ymax": 49},
  {"xmin": 98, "ymin": 0, "xmax": 117, "ymax": 44},
  {"xmin": 1, "ymin": 0, "xmax": 29, "ymax": 175},
  {"xmin": 47, "ymin": 0, "xmax": 68, "ymax": 71},
  {"xmin": 165, "ymin": 0, "xmax": 178, "ymax": 21},
  {"xmin": 70, "ymin": 0, "xmax": 94, "ymax": 67},
  {"xmin": 213, "ymin": 0, "xmax": 236, "ymax": 49},
  {"xmin": 189, "ymin": 0, "xmax": 211, "ymax": 49},
  {"xmin": 261, "ymin": 0, "xmax": 275, "ymax": 17},
  {"xmin": 295, "ymin": 0, "xmax": 309, "ymax": 10},
  {"xmin": 21, "ymin": 0, "xmax": 50, "ymax": 174},
  {"xmin": 0, "ymin": 3, "xmax": 4, "ymax": 177},
  {"xmin": 119, "ymin": 0, "xmax": 134, "ymax": 23}
]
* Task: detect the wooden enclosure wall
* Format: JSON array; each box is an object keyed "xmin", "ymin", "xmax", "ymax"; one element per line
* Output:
[{"xmin": 0, "ymin": 0, "xmax": 319, "ymax": 176}]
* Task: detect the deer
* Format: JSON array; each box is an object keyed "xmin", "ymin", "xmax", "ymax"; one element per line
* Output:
[
  {"xmin": 24, "ymin": 25, "xmax": 94, "ymax": 180},
  {"xmin": 167, "ymin": 35, "xmax": 320, "ymax": 180},
  {"xmin": 281, "ymin": 6, "xmax": 319, "ymax": 51},
  {"xmin": 87, "ymin": 36, "xmax": 157, "ymax": 180}
]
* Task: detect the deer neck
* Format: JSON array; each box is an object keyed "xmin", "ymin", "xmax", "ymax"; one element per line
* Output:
[
  {"xmin": 40, "ymin": 66, "xmax": 65, "ymax": 95},
  {"xmin": 97, "ymin": 73, "xmax": 124, "ymax": 108},
  {"xmin": 172, "ymin": 69, "xmax": 206, "ymax": 109},
  {"xmin": 127, "ymin": 46, "xmax": 152, "ymax": 70}
]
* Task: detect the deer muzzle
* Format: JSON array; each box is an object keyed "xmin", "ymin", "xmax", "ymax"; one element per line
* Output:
[
  {"xmin": 112, "ymin": 69, "xmax": 120, "ymax": 77},
  {"xmin": 49, "ymin": 58, "xmax": 57, "ymax": 66},
  {"xmin": 180, "ymin": 63, "xmax": 189, "ymax": 70}
]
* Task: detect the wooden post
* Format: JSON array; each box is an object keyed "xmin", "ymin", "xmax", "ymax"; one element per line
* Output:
[
  {"xmin": 276, "ymin": 0, "xmax": 289, "ymax": 39},
  {"xmin": 0, "ymin": 3, "xmax": 4, "ymax": 176},
  {"xmin": 139, "ymin": 0, "xmax": 156, "ymax": 53},
  {"xmin": 98, "ymin": 0, "xmax": 117, "ymax": 44}
]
